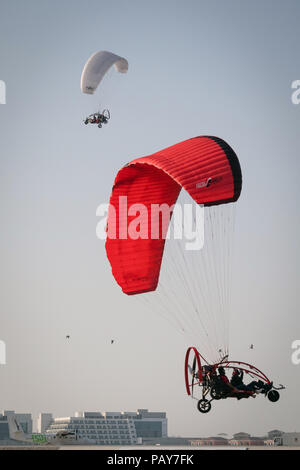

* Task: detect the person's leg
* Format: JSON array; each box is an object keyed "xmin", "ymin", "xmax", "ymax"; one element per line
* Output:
[
  {"xmin": 236, "ymin": 384, "xmax": 248, "ymax": 391},
  {"xmin": 245, "ymin": 381, "xmax": 260, "ymax": 391}
]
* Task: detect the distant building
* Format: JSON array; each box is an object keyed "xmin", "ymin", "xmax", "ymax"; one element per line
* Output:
[
  {"xmin": 264, "ymin": 439, "xmax": 275, "ymax": 446},
  {"xmin": 0, "ymin": 411, "xmax": 33, "ymax": 445},
  {"xmin": 229, "ymin": 437, "xmax": 265, "ymax": 446},
  {"xmin": 268, "ymin": 429, "xmax": 283, "ymax": 440},
  {"xmin": 1, "ymin": 411, "xmax": 32, "ymax": 435},
  {"xmin": 44, "ymin": 412, "xmax": 137, "ymax": 445},
  {"xmin": 41, "ymin": 409, "xmax": 167, "ymax": 445},
  {"xmin": 123, "ymin": 409, "xmax": 167, "ymax": 438},
  {"xmin": 37, "ymin": 413, "xmax": 52, "ymax": 434},
  {"xmin": 232, "ymin": 432, "xmax": 251, "ymax": 440},
  {"xmin": 0, "ymin": 415, "xmax": 10, "ymax": 441},
  {"xmin": 274, "ymin": 432, "xmax": 300, "ymax": 446},
  {"xmin": 143, "ymin": 437, "xmax": 190, "ymax": 446},
  {"xmin": 190, "ymin": 437, "xmax": 228, "ymax": 446}
]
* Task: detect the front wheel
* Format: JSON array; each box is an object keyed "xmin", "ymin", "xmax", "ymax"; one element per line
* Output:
[
  {"xmin": 267, "ymin": 390, "xmax": 280, "ymax": 402},
  {"xmin": 197, "ymin": 399, "xmax": 211, "ymax": 413}
]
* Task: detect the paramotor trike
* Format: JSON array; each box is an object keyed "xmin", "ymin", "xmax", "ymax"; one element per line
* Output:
[
  {"xmin": 84, "ymin": 109, "xmax": 110, "ymax": 128},
  {"xmin": 185, "ymin": 347, "xmax": 285, "ymax": 413}
]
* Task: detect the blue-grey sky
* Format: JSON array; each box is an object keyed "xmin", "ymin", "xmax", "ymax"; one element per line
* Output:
[{"xmin": 0, "ymin": 0, "xmax": 299, "ymax": 437}]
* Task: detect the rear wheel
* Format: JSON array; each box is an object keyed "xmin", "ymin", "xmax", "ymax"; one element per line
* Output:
[
  {"xmin": 197, "ymin": 399, "xmax": 211, "ymax": 413},
  {"xmin": 267, "ymin": 390, "xmax": 280, "ymax": 402}
]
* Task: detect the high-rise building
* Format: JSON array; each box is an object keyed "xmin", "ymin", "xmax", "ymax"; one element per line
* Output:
[{"xmin": 37, "ymin": 413, "xmax": 53, "ymax": 434}]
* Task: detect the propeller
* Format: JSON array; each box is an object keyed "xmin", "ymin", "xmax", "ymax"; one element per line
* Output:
[{"xmin": 191, "ymin": 355, "xmax": 197, "ymax": 397}]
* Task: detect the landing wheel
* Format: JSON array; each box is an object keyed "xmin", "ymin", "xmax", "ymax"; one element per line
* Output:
[
  {"xmin": 197, "ymin": 399, "xmax": 211, "ymax": 413},
  {"xmin": 267, "ymin": 390, "xmax": 280, "ymax": 402},
  {"xmin": 98, "ymin": 123, "xmax": 102, "ymax": 128}
]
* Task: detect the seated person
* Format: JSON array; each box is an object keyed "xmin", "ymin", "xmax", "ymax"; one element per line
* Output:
[
  {"xmin": 230, "ymin": 369, "xmax": 271, "ymax": 392},
  {"xmin": 218, "ymin": 367, "xmax": 238, "ymax": 394}
]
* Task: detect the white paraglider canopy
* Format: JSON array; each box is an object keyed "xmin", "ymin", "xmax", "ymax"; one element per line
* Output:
[{"xmin": 81, "ymin": 50, "xmax": 128, "ymax": 95}]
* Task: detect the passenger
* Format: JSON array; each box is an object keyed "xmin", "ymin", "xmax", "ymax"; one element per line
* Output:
[
  {"xmin": 230, "ymin": 369, "xmax": 271, "ymax": 393},
  {"xmin": 218, "ymin": 367, "xmax": 238, "ymax": 394}
]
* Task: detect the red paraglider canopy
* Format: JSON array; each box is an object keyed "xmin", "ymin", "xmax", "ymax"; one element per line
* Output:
[{"xmin": 105, "ymin": 136, "xmax": 242, "ymax": 295}]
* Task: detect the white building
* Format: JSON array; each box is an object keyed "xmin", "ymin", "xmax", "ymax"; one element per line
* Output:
[
  {"xmin": 274, "ymin": 432, "xmax": 300, "ymax": 446},
  {"xmin": 39, "ymin": 409, "xmax": 167, "ymax": 445},
  {"xmin": 37, "ymin": 413, "xmax": 52, "ymax": 434}
]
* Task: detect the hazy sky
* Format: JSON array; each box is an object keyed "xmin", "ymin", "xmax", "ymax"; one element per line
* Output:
[{"xmin": 0, "ymin": 0, "xmax": 299, "ymax": 437}]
